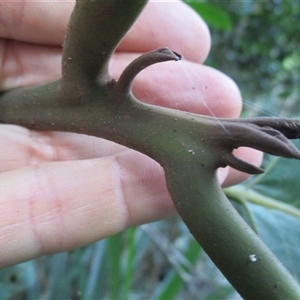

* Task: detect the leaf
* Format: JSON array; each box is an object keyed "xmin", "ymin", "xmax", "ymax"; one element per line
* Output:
[
  {"xmin": 249, "ymin": 140, "xmax": 300, "ymax": 208},
  {"xmin": 249, "ymin": 203, "xmax": 300, "ymax": 283},
  {"xmin": 184, "ymin": 1, "xmax": 232, "ymax": 31},
  {"xmin": 227, "ymin": 191, "xmax": 300, "ymax": 283},
  {"xmin": 225, "ymin": 140, "xmax": 300, "ymax": 282}
]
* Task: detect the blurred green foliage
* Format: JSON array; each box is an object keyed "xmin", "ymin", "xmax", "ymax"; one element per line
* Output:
[
  {"xmin": 192, "ymin": 0, "xmax": 300, "ymax": 117},
  {"xmin": 184, "ymin": 2, "xmax": 232, "ymax": 31},
  {"xmin": 1, "ymin": 1, "xmax": 300, "ymax": 299}
]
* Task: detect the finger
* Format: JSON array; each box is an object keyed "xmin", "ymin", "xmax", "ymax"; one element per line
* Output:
[
  {"xmin": 0, "ymin": 151, "xmax": 175, "ymax": 268},
  {"xmin": 0, "ymin": 1, "xmax": 209, "ymax": 61},
  {"xmin": 110, "ymin": 56, "xmax": 242, "ymax": 118},
  {"xmin": 0, "ymin": 125, "xmax": 127, "ymax": 173},
  {"xmin": 0, "ymin": 146, "xmax": 229, "ymax": 268},
  {"xmin": 1, "ymin": 57, "xmax": 242, "ymax": 172},
  {"xmin": 136, "ymin": 62, "xmax": 242, "ymax": 118},
  {"xmin": 223, "ymin": 148, "xmax": 263, "ymax": 187},
  {"xmin": 0, "ymin": 2, "xmax": 73, "ymax": 45},
  {"xmin": 118, "ymin": 1, "xmax": 211, "ymax": 63},
  {"xmin": 0, "ymin": 40, "xmax": 62, "ymax": 90},
  {"xmin": 1, "ymin": 55, "xmax": 242, "ymax": 172},
  {"xmin": 0, "ymin": 127, "xmax": 249, "ymax": 189},
  {"xmin": 1, "ymin": 2, "xmax": 210, "ymax": 90},
  {"xmin": 2, "ymin": 52, "xmax": 240, "ymax": 121}
]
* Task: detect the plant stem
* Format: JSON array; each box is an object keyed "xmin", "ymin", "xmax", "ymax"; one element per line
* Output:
[
  {"xmin": 2, "ymin": 82, "xmax": 300, "ymax": 298},
  {"xmin": 225, "ymin": 185, "xmax": 300, "ymax": 219},
  {"xmin": 165, "ymin": 164, "xmax": 300, "ymax": 299},
  {"xmin": 1, "ymin": 0, "xmax": 300, "ymax": 298},
  {"xmin": 62, "ymin": 0, "xmax": 147, "ymax": 89}
]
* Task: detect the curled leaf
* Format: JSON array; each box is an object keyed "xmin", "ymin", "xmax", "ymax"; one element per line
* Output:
[
  {"xmin": 239, "ymin": 117, "xmax": 300, "ymax": 139},
  {"xmin": 116, "ymin": 47, "xmax": 181, "ymax": 94},
  {"xmin": 221, "ymin": 152, "xmax": 264, "ymax": 174},
  {"xmin": 216, "ymin": 117, "xmax": 300, "ymax": 174}
]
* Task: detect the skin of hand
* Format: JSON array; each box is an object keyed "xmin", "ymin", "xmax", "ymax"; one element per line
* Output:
[{"xmin": 0, "ymin": 1, "xmax": 262, "ymax": 268}]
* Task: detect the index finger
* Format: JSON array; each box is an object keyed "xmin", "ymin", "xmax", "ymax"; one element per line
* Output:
[{"xmin": 0, "ymin": 1, "xmax": 210, "ymax": 62}]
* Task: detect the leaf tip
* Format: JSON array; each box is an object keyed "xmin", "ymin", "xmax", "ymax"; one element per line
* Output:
[{"xmin": 221, "ymin": 153, "xmax": 264, "ymax": 175}]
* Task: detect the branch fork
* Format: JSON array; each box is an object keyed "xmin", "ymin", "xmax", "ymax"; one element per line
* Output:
[
  {"xmin": 113, "ymin": 48, "xmax": 300, "ymax": 176},
  {"xmin": 1, "ymin": 1, "xmax": 300, "ymax": 298}
]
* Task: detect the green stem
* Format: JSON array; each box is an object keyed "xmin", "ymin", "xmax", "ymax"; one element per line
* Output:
[
  {"xmin": 1, "ymin": 52, "xmax": 300, "ymax": 300},
  {"xmin": 225, "ymin": 185, "xmax": 300, "ymax": 219},
  {"xmin": 165, "ymin": 164, "xmax": 300, "ymax": 299},
  {"xmin": 1, "ymin": 0, "xmax": 300, "ymax": 298},
  {"xmin": 62, "ymin": 0, "xmax": 147, "ymax": 87}
]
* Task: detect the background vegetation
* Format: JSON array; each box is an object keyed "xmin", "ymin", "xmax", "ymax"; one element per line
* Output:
[{"xmin": 1, "ymin": 1, "xmax": 300, "ymax": 299}]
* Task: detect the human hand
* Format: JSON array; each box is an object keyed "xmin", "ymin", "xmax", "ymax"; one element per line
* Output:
[{"xmin": 0, "ymin": 1, "xmax": 262, "ymax": 268}]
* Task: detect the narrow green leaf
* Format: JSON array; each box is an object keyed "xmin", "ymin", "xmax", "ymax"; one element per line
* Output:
[
  {"xmin": 123, "ymin": 228, "xmax": 136, "ymax": 300},
  {"xmin": 225, "ymin": 141, "xmax": 300, "ymax": 283},
  {"xmin": 107, "ymin": 233, "xmax": 124, "ymax": 300},
  {"xmin": 248, "ymin": 140, "xmax": 300, "ymax": 207},
  {"xmin": 154, "ymin": 238, "xmax": 202, "ymax": 300},
  {"xmin": 250, "ymin": 203, "xmax": 300, "ymax": 283}
]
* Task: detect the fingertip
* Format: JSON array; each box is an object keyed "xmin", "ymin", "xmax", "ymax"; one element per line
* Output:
[
  {"xmin": 128, "ymin": 61, "xmax": 242, "ymax": 118},
  {"xmin": 197, "ymin": 66, "xmax": 243, "ymax": 118},
  {"xmin": 0, "ymin": 2, "xmax": 73, "ymax": 44},
  {"xmin": 181, "ymin": 2, "xmax": 211, "ymax": 63},
  {"xmin": 118, "ymin": 1, "xmax": 211, "ymax": 63},
  {"xmin": 222, "ymin": 148, "xmax": 264, "ymax": 187},
  {"xmin": 217, "ymin": 166, "xmax": 230, "ymax": 185}
]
